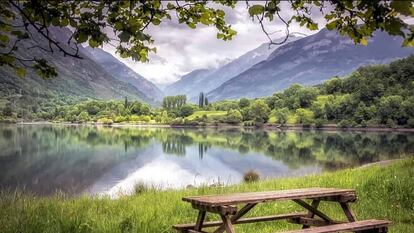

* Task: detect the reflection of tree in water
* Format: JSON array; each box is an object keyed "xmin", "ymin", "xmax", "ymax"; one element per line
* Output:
[
  {"xmin": 162, "ymin": 134, "xmax": 193, "ymax": 156},
  {"xmin": 198, "ymin": 142, "xmax": 211, "ymax": 159},
  {"xmin": 0, "ymin": 125, "xmax": 155, "ymax": 196},
  {"xmin": 157, "ymin": 129, "xmax": 413, "ymax": 170},
  {"xmin": 1, "ymin": 125, "xmax": 413, "ymax": 195}
]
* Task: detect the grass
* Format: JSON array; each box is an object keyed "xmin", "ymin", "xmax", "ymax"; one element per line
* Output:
[
  {"xmin": 185, "ymin": 111, "xmax": 227, "ymax": 121},
  {"xmin": 1, "ymin": 159, "xmax": 413, "ymax": 233}
]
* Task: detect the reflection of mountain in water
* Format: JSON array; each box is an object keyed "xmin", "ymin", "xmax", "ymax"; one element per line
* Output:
[{"xmin": 0, "ymin": 125, "xmax": 413, "ymax": 196}]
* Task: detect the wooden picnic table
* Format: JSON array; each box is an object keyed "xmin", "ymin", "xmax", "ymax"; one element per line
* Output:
[{"xmin": 173, "ymin": 187, "xmax": 390, "ymax": 233}]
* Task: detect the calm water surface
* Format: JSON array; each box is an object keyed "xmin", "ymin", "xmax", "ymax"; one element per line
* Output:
[{"xmin": 0, "ymin": 124, "xmax": 413, "ymax": 196}]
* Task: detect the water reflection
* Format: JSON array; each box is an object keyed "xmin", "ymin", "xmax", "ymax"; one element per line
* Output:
[{"xmin": 0, "ymin": 124, "xmax": 412, "ymax": 196}]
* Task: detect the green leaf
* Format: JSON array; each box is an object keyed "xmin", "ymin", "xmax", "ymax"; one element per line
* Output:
[
  {"xmin": 360, "ymin": 37, "xmax": 368, "ymax": 46},
  {"xmin": 390, "ymin": 0, "xmax": 412, "ymax": 16},
  {"xmin": 307, "ymin": 22, "xmax": 318, "ymax": 30},
  {"xmin": 51, "ymin": 18, "xmax": 60, "ymax": 26},
  {"xmin": 15, "ymin": 67, "xmax": 26, "ymax": 78},
  {"xmin": 188, "ymin": 22, "xmax": 196, "ymax": 29},
  {"xmin": 114, "ymin": 22, "xmax": 123, "ymax": 30},
  {"xmin": 88, "ymin": 39, "xmax": 99, "ymax": 48},
  {"xmin": 325, "ymin": 21, "xmax": 337, "ymax": 30},
  {"xmin": 0, "ymin": 34, "xmax": 9, "ymax": 43},
  {"xmin": 60, "ymin": 18, "xmax": 69, "ymax": 27},
  {"xmin": 76, "ymin": 32, "xmax": 88, "ymax": 43},
  {"xmin": 118, "ymin": 31, "xmax": 131, "ymax": 42},
  {"xmin": 248, "ymin": 5, "xmax": 265, "ymax": 16}
]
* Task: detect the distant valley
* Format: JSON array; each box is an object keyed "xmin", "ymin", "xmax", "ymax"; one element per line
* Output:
[{"xmin": 165, "ymin": 29, "xmax": 414, "ymax": 102}]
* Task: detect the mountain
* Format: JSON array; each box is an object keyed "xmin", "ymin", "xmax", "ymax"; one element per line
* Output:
[
  {"xmin": 0, "ymin": 26, "xmax": 156, "ymax": 113},
  {"xmin": 207, "ymin": 29, "xmax": 414, "ymax": 101},
  {"xmin": 164, "ymin": 69, "xmax": 214, "ymax": 99},
  {"xmin": 165, "ymin": 35, "xmax": 303, "ymax": 101},
  {"xmin": 84, "ymin": 47, "xmax": 163, "ymax": 101}
]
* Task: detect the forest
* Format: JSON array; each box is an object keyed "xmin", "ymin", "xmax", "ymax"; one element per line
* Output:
[{"xmin": 1, "ymin": 55, "xmax": 414, "ymax": 128}]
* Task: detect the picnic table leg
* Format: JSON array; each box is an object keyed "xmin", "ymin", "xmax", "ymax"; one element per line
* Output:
[
  {"xmin": 302, "ymin": 199, "xmax": 320, "ymax": 229},
  {"xmin": 214, "ymin": 203, "xmax": 256, "ymax": 233},
  {"xmin": 339, "ymin": 202, "xmax": 357, "ymax": 222},
  {"xmin": 195, "ymin": 210, "xmax": 206, "ymax": 231},
  {"xmin": 293, "ymin": 199, "xmax": 334, "ymax": 223},
  {"xmin": 219, "ymin": 214, "xmax": 236, "ymax": 233}
]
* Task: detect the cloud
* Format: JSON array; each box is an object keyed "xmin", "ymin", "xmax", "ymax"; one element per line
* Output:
[{"xmin": 102, "ymin": 2, "xmax": 326, "ymax": 86}]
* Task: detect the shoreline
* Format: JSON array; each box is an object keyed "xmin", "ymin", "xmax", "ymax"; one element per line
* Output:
[{"xmin": 11, "ymin": 121, "xmax": 414, "ymax": 132}]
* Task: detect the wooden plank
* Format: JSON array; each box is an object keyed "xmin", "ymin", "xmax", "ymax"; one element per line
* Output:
[
  {"xmin": 302, "ymin": 199, "xmax": 320, "ymax": 229},
  {"xmin": 288, "ymin": 217, "xmax": 346, "ymax": 227},
  {"xmin": 216, "ymin": 215, "xmax": 235, "ymax": 233},
  {"xmin": 183, "ymin": 188, "xmax": 356, "ymax": 206},
  {"xmin": 191, "ymin": 203, "xmax": 237, "ymax": 215},
  {"xmin": 214, "ymin": 203, "xmax": 257, "ymax": 233},
  {"xmin": 293, "ymin": 199, "xmax": 334, "ymax": 223},
  {"xmin": 188, "ymin": 230, "xmax": 208, "ymax": 233},
  {"xmin": 279, "ymin": 219, "xmax": 391, "ymax": 233},
  {"xmin": 173, "ymin": 212, "xmax": 308, "ymax": 230},
  {"xmin": 195, "ymin": 210, "xmax": 206, "ymax": 231},
  {"xmin": 340, "ymin": 202, "xmax": 357, "ymax": 222}
]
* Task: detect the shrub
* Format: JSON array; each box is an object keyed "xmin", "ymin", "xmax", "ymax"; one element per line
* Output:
[
  {"xmin": 386, "ymin": 119, "xmax": 396, "ymax": 128},
  {"xmin": 275, "ymin": 108, "xmax": 289, "ymax": 125},
  {"xmin": 366, "ymin": 118, "xmax": 380, "ymax": 127},
  {"xmin": 97, "ymin": 118, "xmax": 113, "ymax": 125},
  {"xmin": 407, "ymin": 118, "xmax": 414, "ymax": 127},
  {"xmin": 295, "ymin": 108, "xmax": 315, "ymax": 126},
  {"xmin": 179, "ymin": 105, "xmax": 194, "ymax": 117},
  {"xmin": 133, "ymin": 182, "xmax": 148, "ymax": 195},
  {"xmin": 171, "ymin": 117, "xmax": 184, "ymax": 125},
  {"xmin": 129, "ymin": 115, "xmax": 140, "ymax": 122},
  {"xmin": 315, "ymin": 119, "xmax": 326, "ymax": 128},
  {"xmin": 243, "ymin": 170, "xmax": 260, "ymax": 183},
  {"xmin": 114, "ymin": 116, "xmax": 127, "ymax": 123},
  {"xmin": 338, "ymin": 119, "xmax": 356, "ymax": 128},
  {"xmin": 225, "ymin": 109, "xmax": 243, "ymax": 124},
  {"xmin": 140, "ymin": 115, "xmax": 151, "ymax": 122}
]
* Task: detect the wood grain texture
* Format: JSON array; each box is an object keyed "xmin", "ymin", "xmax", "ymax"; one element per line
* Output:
[
  {"xmin": 279, "ymin": 219, "xmax": 390, "ymax": 233},
  {"xmin": 183, "ymin": 188, "xmax": 356, "ymax": 206}
]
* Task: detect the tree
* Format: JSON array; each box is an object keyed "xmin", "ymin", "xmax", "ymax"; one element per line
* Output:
[
  {"xmin": 247, "ymin": 99, "xmax": 271, "ymax": 123},
  {"xmin": 295, "ymin": 108, "xmax": 315, "ymax": 125},
  {"xmin": 199, "ymin": 92, "xmax": 205, "ymax": 108},
  {"xmin": 124, "ymin": 97, "xmax": 128, "ymax": 109},
  {"xmin": 1, "ymin": 1, "xmax": 413, "ymax": 78},
  {"xmin": 179, "ymin": 105, "xmax": 194, "ymax": 117},
  {"xmin": 2, "ymin": 103, "xmax": 13, "ymax": 117},
  {"xmin": 163, "ymin": 95, "xmax": 186, "ymax": 110},
  {"xmin": 77, "ymin": 111, "xmax": 89, "ymax": 123},
  {"xmin": 204, "ymin": 96, "xmax": 209, "ymax": 107},
  {"xmin": 225, "ymin": 109, "xmax": 243, "ymax": 124},
  {"xmin": 275, "ymin": 107, "xmax": 289, "ymax": 125},
  {"xmin": 239, "ymin": 98, "xmax": 250, "ymax": 108},
  {"xmin": 297, "ymin": 87, "xmax": 318, "ymax": 108},
  {"xmin": 378, "ymin": 95, "xmax": 404, "ymax": 124}
]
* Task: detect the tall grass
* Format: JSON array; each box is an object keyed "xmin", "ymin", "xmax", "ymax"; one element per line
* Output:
[{"xmin": 1, "ymin": 159, "xmax": 413, "ymax": 233}]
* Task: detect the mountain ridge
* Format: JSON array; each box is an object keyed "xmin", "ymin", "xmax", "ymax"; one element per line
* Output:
[
  {"xmin": 207, "ymin": 29, "xmax": 414, "ymax": 101},
  {"xmin": 84, "ymin": 47, "xmax": 164, "ymax": 102},
  {"xmin": 165, "ymin": 35, "xmax": 303, "ymax": 101}
]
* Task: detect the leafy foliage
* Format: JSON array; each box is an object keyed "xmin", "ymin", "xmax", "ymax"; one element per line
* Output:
[{"xmin": 1, "ymin": 0, "xmax": 414, "ymax": 78}]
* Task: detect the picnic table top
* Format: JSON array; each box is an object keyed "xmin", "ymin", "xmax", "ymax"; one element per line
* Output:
[{"xmin": 183, "ymin": 188, "xmax": 356, "ymax": 206}]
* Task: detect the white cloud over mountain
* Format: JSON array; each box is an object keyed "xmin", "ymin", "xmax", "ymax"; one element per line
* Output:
[{"xmin": 100, "ymin": 2, "xmax": 325, "ymax": 86}]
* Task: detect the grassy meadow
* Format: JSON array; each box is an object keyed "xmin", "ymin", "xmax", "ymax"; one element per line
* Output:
[{"xmin": 1, "ymin": 158, "xmax": 413, "ymax": 233}]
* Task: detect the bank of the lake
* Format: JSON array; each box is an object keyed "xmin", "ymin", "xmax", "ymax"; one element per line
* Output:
[
  {"xmin": 14, "ymin": 121, "xmax": 414, "ymax": 132},
  {"xmin": 1, "ymin": 158, "xmax": 413, "ymax": 233}
]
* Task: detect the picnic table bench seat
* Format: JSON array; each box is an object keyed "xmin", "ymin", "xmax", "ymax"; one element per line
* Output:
[{"xmin": 280, "ymin": 219, "xmax": 391, "ymax": 233}]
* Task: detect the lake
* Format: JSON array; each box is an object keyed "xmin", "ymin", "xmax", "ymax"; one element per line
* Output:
[{"xmin": 0, "ymin": 124, "xmax": 413, "ymax": 196}]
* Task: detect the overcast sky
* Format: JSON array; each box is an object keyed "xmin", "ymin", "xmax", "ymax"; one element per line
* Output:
[{"xmin": 101, "ymin": 2, "xmax": 326, "ymax": 87}]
